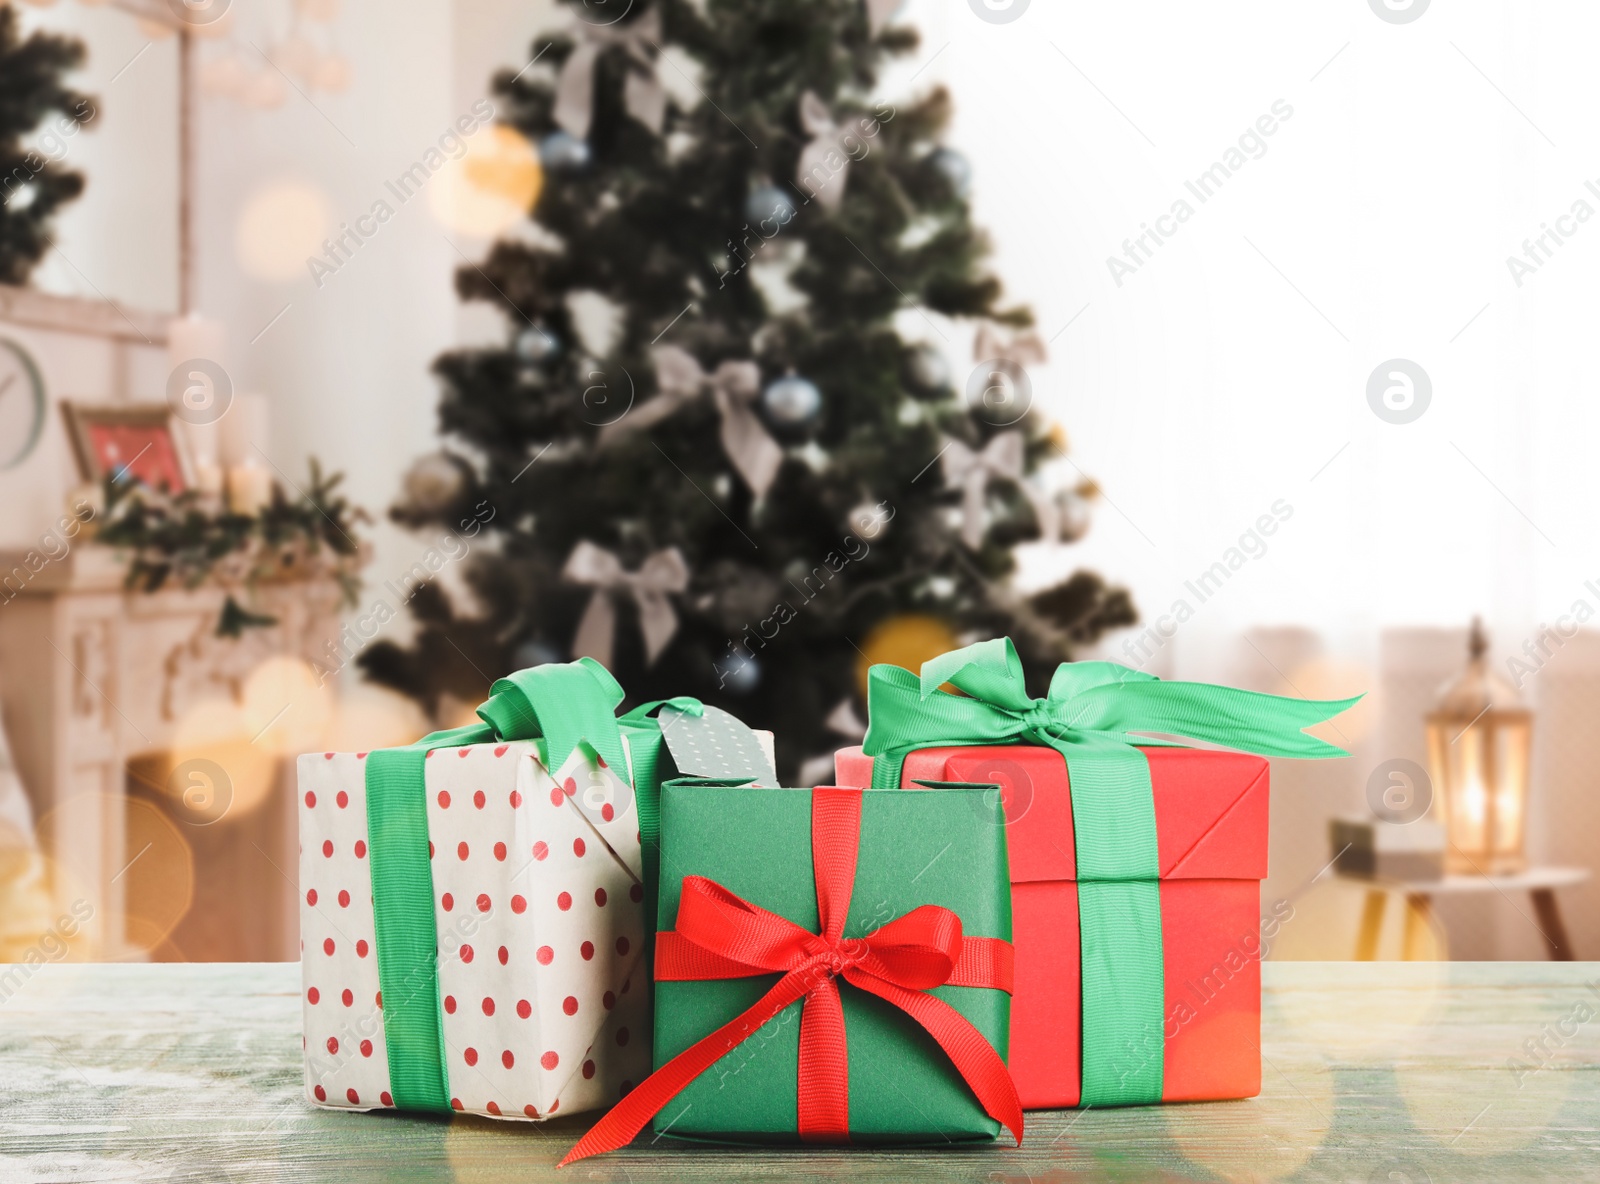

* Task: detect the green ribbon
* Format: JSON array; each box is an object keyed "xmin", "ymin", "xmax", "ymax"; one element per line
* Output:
[
  {"xmin": 862, "ymin": 637, "xmax": 1357, "ymax": 1107},
  {"xmin": 362, "ymin": 659, "xmax": 697, "ymax": 1113}
]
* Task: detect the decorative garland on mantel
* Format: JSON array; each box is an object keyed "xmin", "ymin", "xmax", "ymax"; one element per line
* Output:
[{"xmin": 95, "ymin": 460, "xmax": 367, "ymax": 637}]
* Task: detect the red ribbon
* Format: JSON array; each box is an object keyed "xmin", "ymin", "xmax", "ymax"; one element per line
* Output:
[{"xmin": 559, "ymin": 786, "xmax": 1023, "ymax": 1165}]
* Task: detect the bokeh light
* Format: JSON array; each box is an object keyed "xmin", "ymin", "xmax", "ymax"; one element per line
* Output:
[
  {"xmin": 854, "ymin": 614, "xmax": 960, "ymax": 699},
  {"xmin": 325, "ymin": 684, "xmax": 430, "ymax": 751},
  {"xmin": 243, "ymin": 655, "xmax": 333, "ymax": 755},
  {"xmin": 1163, "ymin": 1052, "xmax": 1335, "ymax": 1182},
  {"xmin": 170, "ymin": 698, "xmax": 278, "ymax": 820},
  {"xmin": 427, "ymin": 124, "xmax": 542, "ymax": 238},
  {"xmin": 235, "ymin": 180, "xmax": 333, "ymax": 281}
]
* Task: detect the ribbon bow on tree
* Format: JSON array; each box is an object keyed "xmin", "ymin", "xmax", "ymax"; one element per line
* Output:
[
  {"xmin": 940, "ymin": 431, "xmax": 1060, "ymax": 548},
  {"xmin": 602, "ymin": 344, "xmax": 784, "ymax": 497},
  {"xmin": 563, "ymin": 540, "xmax": 689, "ymax": 669},
  {"xmin": 863, "ymin": 637, "xmax": 1359, "ymax": 1106},
  {"xmin": 552, "ymin": 7, "xmax": 667, "ymax": 141},
  {"xmin": 797, "ymin": 91, "xmax": 852, "ymax": 211},
  {"xmin": 865, "ymin": 0, "xmax": 901, "ymax": 35},
  {"xmin": 560, "ymin": 785, "xmax": 1023, "ymax": 1163},
  {"xmin": 973, "ymin": 324, "xmax": 1047, "ymax": 369}
]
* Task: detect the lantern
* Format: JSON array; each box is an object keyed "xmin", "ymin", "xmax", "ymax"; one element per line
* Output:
[{"xmin": 1425, "ymin": 619, "xmax": 1532, "ymax": 874}]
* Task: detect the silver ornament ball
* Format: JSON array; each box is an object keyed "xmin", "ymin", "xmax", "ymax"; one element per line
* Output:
[
  {"xmin": 762, "ymin": 373, "xmax": 822, "ymax": 425},
  {"xmin": 540, "ymin": 131, "xmax": 590, "ymax": 170},
  {"xmin": 401, "ymin": 452, "xmax": 464, "ymax": 514},
  {"xmin": 716, "ymin": 652, "xmax": 761, "ymax": 695},
  {"xmin": 745, "ymin": 184, "xmax": 797, "ymax": 228},
  {"xmin": 930, "ymin": 148, "xmax": 972, "ymax": 199},
  {"xmin": 512, "ymin": 639, "xmax": 564, "ymax": 669},
  {"xmin": 515, "ymin": 324, "xmax": 561, "ymax": 364},
  {"xmin": 849, "ymin": 501, "xmax": 891, "ymax": 540},
  {"xmin": 904, "ymin": 343, "xmax": 951, "ymax": 397}
]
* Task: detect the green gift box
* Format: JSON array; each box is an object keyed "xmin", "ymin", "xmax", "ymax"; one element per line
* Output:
[{"xmin": 561, "ymin": 777, "xmax": 1022, "ymax": 1160}]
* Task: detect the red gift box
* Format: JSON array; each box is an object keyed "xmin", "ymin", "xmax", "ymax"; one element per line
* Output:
[{"xmin": 834, "ymin": 743, "xmax": 1269, "ymax": 1109}]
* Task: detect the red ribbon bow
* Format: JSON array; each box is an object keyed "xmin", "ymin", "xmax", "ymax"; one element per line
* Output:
[{"xmin": 560, "ymin": 786, "xmax": 1023, "ymax": 1165}]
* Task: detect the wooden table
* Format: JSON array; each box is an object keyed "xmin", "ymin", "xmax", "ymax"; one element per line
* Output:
[
  {"xmin": 4, "ymin": 961, "xmax": 1598, "ymax": 1182},
  {"xmin": 1344, "ymin": 867, "xmax": 1591, "ymax": 962}
]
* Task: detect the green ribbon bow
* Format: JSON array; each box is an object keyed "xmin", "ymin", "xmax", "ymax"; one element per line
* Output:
[
  {"xmin": 362, "ymin": 658, "xmax": 700, "ymax": 1113},
  {"xmin": 863, "ymin": 637, "xmax": 1358, "ymax": 1107}
]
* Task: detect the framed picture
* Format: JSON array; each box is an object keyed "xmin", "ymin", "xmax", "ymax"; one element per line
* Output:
[{"xmin": 61, "ymin": 402, "xmax": 193, "ymax": 493}]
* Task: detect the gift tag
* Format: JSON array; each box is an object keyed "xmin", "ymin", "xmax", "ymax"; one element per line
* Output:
[{"xmin": 657, "ymin": 704, "xmax": 777, "ymax": 787}]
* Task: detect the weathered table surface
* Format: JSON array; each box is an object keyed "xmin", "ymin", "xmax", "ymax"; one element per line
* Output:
[{"xmin": 3, "ymin": 961, "xmax": 1597, "ymax": 1183}]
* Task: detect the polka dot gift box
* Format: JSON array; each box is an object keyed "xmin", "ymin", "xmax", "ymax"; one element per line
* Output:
[{"xmin": 295, "ymin": 659, "xmax": 771, "ymax": 1123}]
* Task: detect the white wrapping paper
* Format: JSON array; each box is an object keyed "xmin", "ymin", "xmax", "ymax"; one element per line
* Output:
[{"xmin": 297, "ymin": 740, "xmax": 650, "ymax": 1120}]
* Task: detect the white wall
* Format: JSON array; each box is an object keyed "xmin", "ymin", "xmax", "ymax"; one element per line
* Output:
[{"xmin": 900, "ymin": 0, "xmax": 1597, "ymax": 647}]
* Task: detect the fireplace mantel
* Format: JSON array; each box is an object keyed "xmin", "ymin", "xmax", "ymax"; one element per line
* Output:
[{"xmin": 0, "ymin": 544, "xmax": 343, "ymax": 960}]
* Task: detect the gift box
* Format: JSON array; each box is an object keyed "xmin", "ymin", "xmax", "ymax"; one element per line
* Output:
[
  {"xmin": 835, "ymin": 638, "xmax": 1357, "ymax": 1111},
  {"xmin": 298, "ymin": 739, "xmax": 650, "ymax": 1120},
  {"xmin": 835, "ymin": 743, "xmax": 1270, "ymax": 1108},
  {"xmin": 557, "ymin": 778, "xmax": 1023, "ymax": 1163},
  {"xmin": 296, "ymin": 659, "xmax": 774, "ymax": 1123}
]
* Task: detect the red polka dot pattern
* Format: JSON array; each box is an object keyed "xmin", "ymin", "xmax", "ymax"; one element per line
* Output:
[{"xmin": 298, "ymin": 741, "xmax": 653, "ymax": 1121}]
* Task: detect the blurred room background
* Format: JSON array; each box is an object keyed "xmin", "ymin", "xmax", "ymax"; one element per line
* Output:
[{"xmin": 0, "ymin": 0, "xmax": 1594, "ymax": 970}]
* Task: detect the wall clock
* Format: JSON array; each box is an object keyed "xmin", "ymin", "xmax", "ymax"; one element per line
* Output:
[{"xmin": 0, "ymin": 337, "xmax": 46, "ymax": 471}]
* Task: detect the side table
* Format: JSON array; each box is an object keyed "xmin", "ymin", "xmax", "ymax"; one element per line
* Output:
[{"xmin": 1342, "ymin": 866, "xmax": 1591, "ymax": 961}]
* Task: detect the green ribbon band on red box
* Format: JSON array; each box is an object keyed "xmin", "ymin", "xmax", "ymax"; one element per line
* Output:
[
  {"xmin": 862, "ymin": 638, "xmax": 1358, "ymax": 1107},
  {"xmin": 362, "ymin": 658, "xmax": 699, "ymax": 1113}
]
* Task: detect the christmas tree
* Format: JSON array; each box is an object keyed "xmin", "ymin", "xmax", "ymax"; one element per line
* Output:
[
  {"xmin": 0, "ymin": 5, "xmax": 94, "ymax": 285},
  {"xmin": 361, "ymin": 0, "xmax": 1134, "ymax": 780}
]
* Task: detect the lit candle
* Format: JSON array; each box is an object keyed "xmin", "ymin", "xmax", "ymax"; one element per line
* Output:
[
  {"xmin": 227, "ymin": 462, "xmax": 273, "ymax": 516},
  {"xmin": 166, "ymin": 313, "xmax": 227, "ymax": 379}
]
